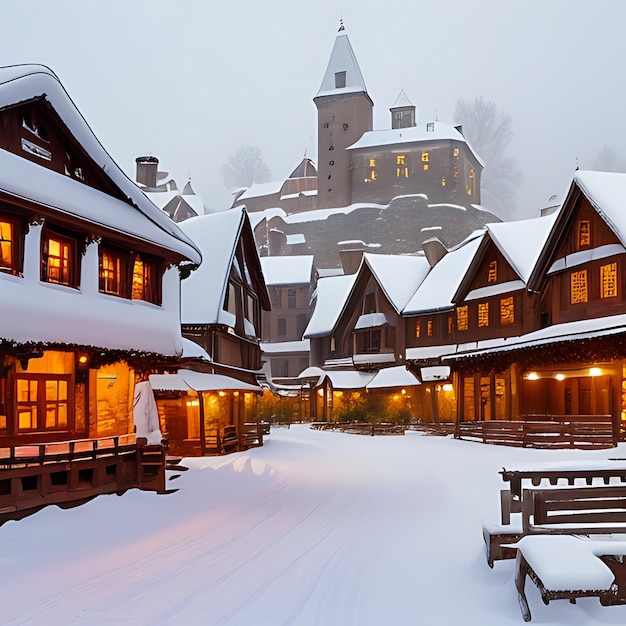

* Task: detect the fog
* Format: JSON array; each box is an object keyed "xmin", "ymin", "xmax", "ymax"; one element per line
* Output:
[{"xmin": 2, "ymin": 0, "xmax": 625, "ymax": 218}]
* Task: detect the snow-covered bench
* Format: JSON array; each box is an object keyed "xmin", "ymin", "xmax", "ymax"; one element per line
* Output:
[
  {"xmin": 514, "ymin": 535, "xmax": 626, "ymax": 621},
  {"xmin": 483, "ymin": 462, "xmax": 626, "ymax": 566}
]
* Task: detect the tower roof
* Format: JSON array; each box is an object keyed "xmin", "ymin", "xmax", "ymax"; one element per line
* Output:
[
  {"xmin": 315, "ymin": 26, "xmax": 369, "ymax": 99},
  {"xmin": 390, "ymin": 89, "xmax": 414, "ymax": 110}
]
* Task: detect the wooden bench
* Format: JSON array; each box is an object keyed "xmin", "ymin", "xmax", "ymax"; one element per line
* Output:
[
  {"xmin": 511, "ymin": 485, "xmax": 626, "ymax": 620},
  {"xmin": 483, "ymin": 462, "xmax": 626, "ymax": 566}
]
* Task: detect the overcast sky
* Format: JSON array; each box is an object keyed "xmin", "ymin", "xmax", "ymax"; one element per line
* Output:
[{"xmin": 2, "ymin": 0, "xmax": 625, "ymax": 218}]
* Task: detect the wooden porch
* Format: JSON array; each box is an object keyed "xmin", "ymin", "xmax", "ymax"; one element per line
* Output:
[{"xmin": 0, "ymin": 434, "xmax": 166, "ymax": 525}]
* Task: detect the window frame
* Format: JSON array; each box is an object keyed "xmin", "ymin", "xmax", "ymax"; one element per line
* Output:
[
  {"xmin": 41, "ymin": 226, "xmax": 79, "ymax": 288},
  {"xmin": 99, "ymin": 243, "xmax": 131, "ymax": 298},
  {"xmin": 0, "ymin": 211, "xmax": 25, "ymax": 275},
  {"xmin": 131, "ymin": 252, "xmax": 162, "ymax": 305}
]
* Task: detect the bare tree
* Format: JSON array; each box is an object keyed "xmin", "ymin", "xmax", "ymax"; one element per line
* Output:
[
  {"xmin": 454, "ymin": 97, "xmax": 521, "ymax": 215},
  {"xmin": 221, "ymin": 144, "xmax": 271, "ymax": 189}
]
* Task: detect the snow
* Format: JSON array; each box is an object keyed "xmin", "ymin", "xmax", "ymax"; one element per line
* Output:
[
  {"xmin": 285, "ymin": 233, "xmax": 306, "ymax": 245},
  {"xmin": 260, "ymin": 255, "xmax": 314, "ymax": 286},
  {"xmin": 354, "ymin": 312, "xmax": 389, "ymax": 330},
  {"xmin": 261, "ymin": 339, "xmax": 310, "ymax": 354},
  {"xmin": 320, "ymin": 369, "xmax": 375, "ymax": 389},
  {"xmin": 390, "ymin": 89, "xmax": 414, "ymax": 109},
  {"xmin": 548, "ymin": 243, "xmax": 626, "ymax": 275},
  {"xmin": 403, "ymin": 232, "xmax": 484, "ymax": 315},
  {"xmin": 132, "ymin": 380, "xmax": 162, "ymax": 445},
  {"xmin": 303, "ymin": 274, "xmax": 358, "ymax": 338},
  {"xmin": 2, "ymin": 425, "xmax": 625, "ymax": 625},
  {"xmin": 366, "ymin": 365, "xmax": 420, "ymax": 389},
  {"xmin": 465, "ymin": 279, "xmax": 525, "ymax": 301},
  {"xmin": 182, "ymin": 337, "xmax": 212, "ymax": 361},
  {"xmin": 235, "ymin": 180, "xmax": 283, "ymax": 201},
  {"xmin": 149, "ymin": 369, "xmax": 261, "ymax": 393},
  {"xmin": 420, "ymin": 365, "xmax": 451, "ymax": 381}
]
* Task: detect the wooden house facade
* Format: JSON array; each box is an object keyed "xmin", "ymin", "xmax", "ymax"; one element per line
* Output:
[
  {"xmin": 156, "ymin": 208, "xmax": 271, "ymax": 456},
  {"xmin": 0, "ymin": 65, "xmax": 202, "ymax": 521}
]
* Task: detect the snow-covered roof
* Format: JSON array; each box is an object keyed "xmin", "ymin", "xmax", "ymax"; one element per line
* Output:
[
  {"xmin": 548, "ymin": 243, "xmax": 626, "ymax": 275},
  {"xmin": 406, "ymin": 345, "xmax": 459, "ymax": 361},
  {"xmin": 260, "ymin": 255, "xmax": 314, "ymax": 286},
  {"xmin": 149, "ymin": 369, "xmax": 261, "ymax": 393},
  {"xmin": 420, "ymin": 366, "xmax": 451, "ymax": 382},
  {"xmin": 304, "ymin": 274, "xmax": 358, "ymax": 338},
  {"xmin": 486, "ymin": 213, "xmax": 558, "ymax": 283},
  {"xmin": 320, "ymin": 370, "xmax": 375, "ymax": 390},
  {"xmin": 261, "ymin": 339, "xmax": 310, "ymax": 354},
  {"xmin": 286, "ymin": 233, "xmax": 306, "ymax": 245},
  {"xmin": 179, "ymin": 208, "xmax": 248, "ymax": 325},
  {"xmin": 366, "ymin": 366, "xmax": 420, "ymax": 389},
  {"xmin": 236, "ymin": 180, "xmax": 283, "ymax": 201},
  {"xmin": 403, "ymin": 232, "xmax": 485, "ymax": 315},
  {"xmin": 347, "ymin": 122, "xmax": 483, "ymax": 166},
  {"xmin": 0, "ymin": 65, "xmax": 200, "ymax": 266},
  {"xmin": 315, "ymin": 30, "xmax": 369, "ymax": 100},
  {"xmin": 181, "ymin": 338, "xmax": 212, "ymax": 361},
  {"xmin": 363, "ymin": 253, "xmax": 431, "ymax": 313}
]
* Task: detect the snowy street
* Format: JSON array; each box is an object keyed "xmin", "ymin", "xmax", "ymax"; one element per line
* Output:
[{"xmin": 2, "ymin": 425, "xmax": 626, "ymax": 625}]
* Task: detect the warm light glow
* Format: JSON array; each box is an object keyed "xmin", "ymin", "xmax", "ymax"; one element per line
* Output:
[
  {"xmin": 218, "ymin": 391, "xmax": 226, "ymax": 397},
  {"xmin": 317, "ymin": 389, "xmax": 324, "ymax": 397},
  {"xmin": 233, "ymin": 391, "xmax": 239, "ymax": 397},
  {"xmin": 589, "ymin": 367, "xmax": 602, "ymax": 377},
  {"xmin": 333, "ymin": 390, "xmax": 343, "ymax": 398},
  {"xmin": 442, "ymin": 383, "xmax": 454, "ymax": 392},
  {"xmin": 78, "ymin": 355, "xmax": 88, "ymax": 365},
  {"xmin": 622, "ymin": 411, "xmax": 626, "ymax": 422},
  {"xmin": 555, "ymin": 373, "xmax": 565, "ymax": 381},
  {"xmin": 401, "ymin": 388, "xmax": 406, "ymax": 395},
  {"xmin": 186, "ymin": 399, "xmax": 199, "ymax": 407},
  {"xmin": 526, "ymin": 372, "xmax": 539, "ymax": 381}
]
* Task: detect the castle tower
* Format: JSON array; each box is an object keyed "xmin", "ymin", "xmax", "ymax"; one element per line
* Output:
[
  {"xmin": 314, "ymin": 23, "xmax": 373, "ymax": 209},
  {"xmin": 390, "ymin": 90, "xmax": 416, "ymax": 129}
]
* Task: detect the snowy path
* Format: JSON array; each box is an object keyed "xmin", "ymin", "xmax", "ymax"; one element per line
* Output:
[{"xmin": 1, "ymin": 425, "xmax": 626, "ymax": 625}]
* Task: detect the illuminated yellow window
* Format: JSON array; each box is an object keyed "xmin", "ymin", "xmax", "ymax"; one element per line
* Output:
[
  {"xmin": 396, "ymin": 155, "xmax": 408, "ymax": 178},
  {"xmin": 456, "ymin": 306, "xmax": 468, "ymax": 331},
  {"xmin": 466, "ymin": 187, "xmax": 472, "ymax": 196},
  {"xmin": 448, "ymin": 316, "xmax": 454, "ymax": 335},
  {"xmin": 570, "ymin": 269, "xmax": 588, "ymax": 304},
  {"xmin": 415, "ymin": 321, "xmax": 421, "ymax": 338},
  {"xmin": 488, "ymin": 260, "xmax": 497, "ymax": 283},
  {"xmin": 427, "ymin": 320, "xmax": 433, "ymax": 336},
  {"xmin": 500, "ymin": 297, "xmax": 515, "ymax": 325},
  {"xmin": 453, "ymin": 148, "xmax": 459, "ymax": 157},
  {"xmin": 601, "ymin": 262, "xmax": 618, "ymax": 298},
  {"xmin": 0, "ymin": 219, "xmax": 13, "ymax": 268},
  {"xmin": 441, "ymin": 176, "xmax": 446, "ymax": 187},
  {"xmin": 42, "ymin": 235, "xmax": 74, "ymax": 286},
  {"xmin": 578, "ymin": 220, "xmax": 591, "ymax": 248},
  {"xmin": 421, "ymin": 152, "xmax": 429, "ymax": 162},
  {"xmin": 478, "ymin": 302, "xmax": 489, "ymax": 327},
  {"xmin": 367, "ymin": 158, "xmax": 377, "ymax": 182}
]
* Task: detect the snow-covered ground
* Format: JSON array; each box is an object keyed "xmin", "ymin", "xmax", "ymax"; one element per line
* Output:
[{"xmin": 2, "ymin": 425, "xmax": 626, "ymax": 625}]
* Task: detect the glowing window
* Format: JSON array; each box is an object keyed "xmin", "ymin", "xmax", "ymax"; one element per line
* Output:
[
  {"xmin": 478, "ymin": 302, "xmax": 489, "ymax": 327},
  {"xmin": 578, "ymin": 220, "xmax": 591, "ymax": 248},
  {"xmin": 500, "ymin": 297, "xmax": 515, "ymax": 325},
  {"xmin": 427, "ymin": 319, "xmax": 433, "ymax": 337},
  {"xmin": 570, "ymin": 269, "xmax": 588, "ymax": 304},
  {"xmin": 0, "ymin": 218, "xmax": 14, "ymax": 270},
  {"xmin": 99, "ymin": 246, "xmax": 129, "ymax": 297},
  {"xmin": 132, "ymin": 254, "xmax": 161, "ymax": 304},
  {"xmin": 456, "ymin": 306, "xmax": 468, "ymax": 331},
  {"xmin": 447, "ymin": 316, "xmax": 454, "ymax": 336},
  {"xmin": 42, "ymin": 231, "xmax": 76, "ymax": 287},
  {"xmin": 415, "ymin": 321, "xmax": 421, "ymax": 338},
  {"xmin": 601, "ymin": 262, "xmax": 618, "ymax": 298},
  {"xmin": 367, "ymin": 158, "xmax": 377, "ymax": 182},
  {"xmin": 453, "ymin": 148, "xmax": 460, "ymax": 157},
  {"xmin": 441, "ymin": 176, "xmax": 446, "ymax": 187},
  {"xmin": 488, "ymin": 260, "xmax": 497, "ymax": 283},
  {"xmin": 396, "ymin": 155, "xmax": 408, "ymax": 178}
]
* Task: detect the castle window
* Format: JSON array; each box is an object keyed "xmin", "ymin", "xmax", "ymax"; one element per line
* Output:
[
  {"xmin": 41, "ymin": 229, "xmax": 78, "ymax": 288},
  {"xmin": 422, "ymin": 151, "xmax": 429, "ymax": 171},
  {"xmin": 488, "ymin": 260, "xmax": 497, "ymax": 283},
  {"xmin": 441, "ymin": 176, "xmax": 446, "ymax": 187},
  {"xmin": 601, "ymin": 262, "xmax": 617, "ymax": 298},
  {"xmin": 500, "ymin": 297, "xmax": 515, "ymax": 325},
  {"xmin": 453, "ymin": 148, "xmax": 460, "ymax": 157},
  {"xmin": 366, "ymin": 158, "xmax": 377, "ymax": 182},
  {"xmin": 396, "ymin": 155, "xmax": 408, "ymax": 178},
  {"xmin": 334, "ymin": 71, "xmax": 346, "ymax": 89},
  {"xmin": 456, "ymin": 306, "xmax": 468, "ymax": 331},
  {"xmin": 570, "ymin": 269, "xmax": 588, "ymax": 304},
  {"xmin": 270, "ymin": 287, "xmax": 282, "ymax": 308},
  {"xmin": 478, "ymin": 302, "xmax": 489, "ymax": 328},
  {"xmin": 578, "ymin": 220, "xmax": 591, "ymax": 248}
]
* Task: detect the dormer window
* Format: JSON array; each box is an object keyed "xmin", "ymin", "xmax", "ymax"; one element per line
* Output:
[
  {"xmin": 578, "ymin": 220, "xmax": 591, "ymax": 248},
  {"xmin": 334, "ymin": 71, "xmax": 346, "ymax": 89},
  {"xmin": 488, "ymin": 260, "xmax": 497, "ymax": 283}
]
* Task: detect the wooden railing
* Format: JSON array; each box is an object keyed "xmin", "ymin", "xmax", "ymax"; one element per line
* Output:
[
  {"xmin": 310, "ymin": 422, "xmax": 405, "ymax": 436},
  {"xmin": 0, "ymin": 433, "xmax": 137, "ymax": 468},
  {"xmin": 456, "ymin": 415, "xmax": 616, "ymax": 449}
]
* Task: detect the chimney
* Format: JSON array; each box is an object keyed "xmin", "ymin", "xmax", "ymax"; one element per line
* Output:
[
  {"xmin": 135, "ymin": 156, "xmax": 159, "ymax": 188},
  {"xmin": 422, "ymin": 237, "xmax": 448, "ymax": 268},
  {"xmin": 339, "ymin": 248, "xmax": 365, "ymax": 275}
]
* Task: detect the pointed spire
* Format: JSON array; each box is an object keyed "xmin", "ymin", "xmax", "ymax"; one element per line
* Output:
[
  {"xmin": 390, "ymin": 89, "xmax": 413, "ymax": 110},
  {"xmin": 390, "ymin": 90, "xmax": 416, "ymax": 129},
  {"xmin": 338, "ymin": 18, "xmax": 345, "ymax": 32},
  {"xmin": 315, "ymin": 26, "xmax": 369, "ymax": 99}
]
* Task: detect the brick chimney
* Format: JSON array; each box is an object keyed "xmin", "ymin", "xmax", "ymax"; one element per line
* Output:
[
  {"xmin": 422, "ymin": 237, "xmax": 448, "ymax": 267},
  {"xmin": 135, "ymin": 156, "xmax": 159, "ymax": 188}
]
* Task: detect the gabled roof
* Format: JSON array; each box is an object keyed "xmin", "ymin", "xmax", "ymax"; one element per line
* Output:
[
  {"xmin": 260, "ymin": 255, "xmax": 314, "ymax": 286},
  {"xmin": 0, "ymin": 64, "xmax": 200, "ymax": 266},
  {"xmin": 453, "ymin": 214, "xmax": 557, "ymax": 302},
  {"xmin": 390, "ymin": 90, "xmax": 414, "ymax": 110},
  {"xmin": 402, "ymin": 232, "xmax": 485, "ymax": 315},
  {"xmin": 363, "ymin": 253, "xmax": 431, "ymax": 313},
  {"xmin": 315, "ymin": 28, "xmax": 370, "ymax": 101},
  {"xmin": 528, "ymin": 170, "xmax": 626, "ymax": 290},
  {"xmin": 289, "ymin": 158, "xmax": 317, "ymax": 179},
  {"xmin": 304, "ymin": 274, "xmax": 358, "ymax": 339},
  {"xmin": 179, "ymin": 207, "xmax": 269, "ymax": 325}
]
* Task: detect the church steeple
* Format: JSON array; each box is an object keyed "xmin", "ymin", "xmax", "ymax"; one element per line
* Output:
[
  {"xmin": 314, "ymin": 24, "xmax": 373, "ymax": 209},
  {"xmin": 390, "ymin": 90, "xmax": 416, "ymax": 129}
]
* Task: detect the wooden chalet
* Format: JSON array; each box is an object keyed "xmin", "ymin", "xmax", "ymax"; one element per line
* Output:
[
  {"xmin": 0, "ymin": 64, "xmax": 202, "ymax": 522},
  {"xmin": 446, "ymin": 172, "xmax": 626, "ymax": 445},
  {"xmin": 303, "ymin": 253, "xmax": 427, "ymax": 422},
  {"xmin": 152, "ymin": 208, "xmax": 271, "ymax": 456}
]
